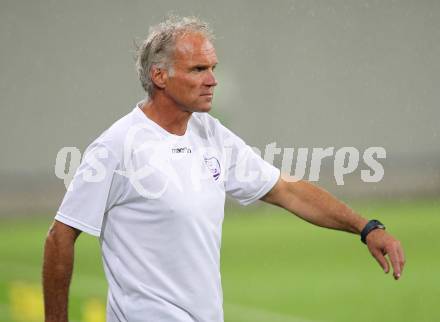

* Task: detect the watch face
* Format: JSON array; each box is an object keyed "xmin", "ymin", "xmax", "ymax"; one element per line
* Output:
[{"xmin": 373, "ymin": 220, "xmax": 385, "ymax": 230}]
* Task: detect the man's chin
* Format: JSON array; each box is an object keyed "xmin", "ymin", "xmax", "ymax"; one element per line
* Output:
[
  {"xmin": 201, "ymin": 105, "xmax": 212, "ymax": 113},
  {"xmin": 192, "ymin": 104, "xmax": 212, "ymax": 113}
]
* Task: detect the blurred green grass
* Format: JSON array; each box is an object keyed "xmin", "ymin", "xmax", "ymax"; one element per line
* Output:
[{"xmin": 0, "ymin": 199, "xmax": 438, "ymax": 322}]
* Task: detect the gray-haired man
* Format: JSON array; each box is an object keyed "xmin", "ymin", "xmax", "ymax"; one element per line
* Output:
[{"xmin": 43, "ymin": 16, "xmax": 405, "ymax": 322}]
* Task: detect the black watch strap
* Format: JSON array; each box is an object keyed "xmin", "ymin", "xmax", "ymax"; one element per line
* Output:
[{"xmin": 360, "ymin": 219, "xmax": 385, "ymax": 244}]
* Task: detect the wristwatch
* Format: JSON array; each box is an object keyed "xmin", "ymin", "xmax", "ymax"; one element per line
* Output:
[{"xmin": 360, "ymin": 219, "xmax": 386, "ymax": 244}]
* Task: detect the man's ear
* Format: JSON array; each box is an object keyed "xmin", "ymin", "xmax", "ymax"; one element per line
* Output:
[{"xmin": 150, "ymin": 66, "xmax": 168, "ymax": 90}]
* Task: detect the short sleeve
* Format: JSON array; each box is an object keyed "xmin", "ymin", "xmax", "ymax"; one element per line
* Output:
[
  {"xmin": 219, "ymin": 123, "xmax": 280, "ymax": 206},
  {"xmin": 55, "ymin": 142, "xmax": 123, "ymax": 237}
]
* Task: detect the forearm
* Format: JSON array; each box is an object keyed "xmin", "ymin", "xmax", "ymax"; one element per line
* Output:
[
  {"xmin": 264, "ymin": 178, "xmax": 368, "ymax": 234},
  {"xmin": 43, "ymin": 222, "xmax": 77, "ymax": 322},
  {"xmin": 285, "ymin": 180, "xmax": 368, "ymax": 233}
]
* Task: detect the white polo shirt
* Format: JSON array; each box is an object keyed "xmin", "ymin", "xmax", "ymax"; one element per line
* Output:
[{"xmin": 55, "ymin": 103, "xmax": 280, "ymax": 322}]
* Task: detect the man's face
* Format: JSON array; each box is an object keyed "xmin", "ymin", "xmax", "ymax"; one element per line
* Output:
[{"xmin": 163, "ymin": 33, "xmax": 218, "ymax": 113}]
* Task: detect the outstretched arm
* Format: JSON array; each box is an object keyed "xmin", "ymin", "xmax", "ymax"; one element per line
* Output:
[
  {"xmin": 43, "ymin": 220, "xmax": 81, "ymax": 322},
  {"xmin": 261, "ymin": 175, "xmax": 405, "ymax": 280}
]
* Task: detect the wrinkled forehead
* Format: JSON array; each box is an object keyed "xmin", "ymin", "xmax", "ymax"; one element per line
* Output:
[{"xmin": 173, "ymin": 33, "xmax": 217, "ymax": 64}]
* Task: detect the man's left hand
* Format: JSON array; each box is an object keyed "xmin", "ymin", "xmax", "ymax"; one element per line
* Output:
[{"xmin": 366, "ymin": 229, "xmax": 406, "ymax": 280}]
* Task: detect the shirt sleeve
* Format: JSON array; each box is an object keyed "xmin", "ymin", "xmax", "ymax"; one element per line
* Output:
[
  {"xmin": 55, "ymin": 141, "xmax": 123, "ymax": 237},
  {"xmin": 219, "ymin": 123, "xmax": 280, "ymax": 206}
]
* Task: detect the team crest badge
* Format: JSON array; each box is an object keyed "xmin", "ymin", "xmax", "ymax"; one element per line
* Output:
[{"xmin": 204, "ymin": 156, "xmax": 221, "ymax": 181}]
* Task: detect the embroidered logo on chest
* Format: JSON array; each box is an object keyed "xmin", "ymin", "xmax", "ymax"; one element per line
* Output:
[{"xmin": 203, "ymin": 156, "xmax": 221, "ymax": 181}]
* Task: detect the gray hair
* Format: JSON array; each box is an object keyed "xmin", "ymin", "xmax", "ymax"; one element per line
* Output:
[{"xmin": 135, "ymin": 15, "xmax": 215, "ymax": 97}]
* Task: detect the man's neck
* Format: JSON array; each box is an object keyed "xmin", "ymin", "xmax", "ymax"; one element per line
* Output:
[{"xmin": 140, "ymin": 95, "xmax": 192, "ymax": 136}]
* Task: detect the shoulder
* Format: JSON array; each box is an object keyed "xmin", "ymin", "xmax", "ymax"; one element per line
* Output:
[
  {"xmin": 191, "ymin": 113, "xmax": 248, "ymax": 151},
  {"xmin": 191, "ymin": 112, "xmax": 229, "ymax": 139},
  {"xmin": 85, "ymin": 107, "xmax": 143, "ymax": 161}
]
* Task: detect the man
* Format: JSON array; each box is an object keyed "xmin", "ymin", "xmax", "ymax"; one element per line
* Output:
[{"xmin": 43, "ymin": 16, "xmax": 405, "ymax": 322}]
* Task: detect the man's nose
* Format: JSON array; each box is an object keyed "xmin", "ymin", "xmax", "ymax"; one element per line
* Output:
[{"xmin": 205, "ymin": 70, "xmax": 217, "ymax": 87}]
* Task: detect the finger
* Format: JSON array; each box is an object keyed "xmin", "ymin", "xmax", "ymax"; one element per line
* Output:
[
  {"xmin": 397, "ymin": 244, "xmax": 406, "ymax": 275},
  {"xmin": 387, "ymin": 247, "xmax": 402, "ymax": 280},
  {"xmin": 371, "ymin": 249, "xmax": 389, "ymax": 273}
]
